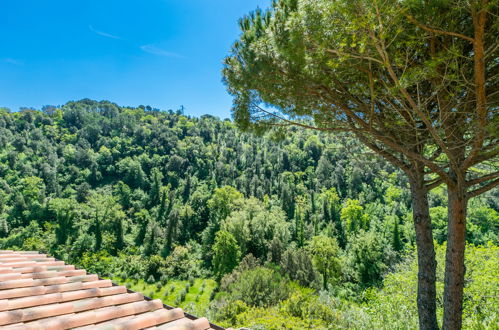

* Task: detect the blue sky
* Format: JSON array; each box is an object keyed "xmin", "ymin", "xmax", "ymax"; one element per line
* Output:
[{"xmin": 0, "ymin": 0, "xmax": 270, "ymax": 118}]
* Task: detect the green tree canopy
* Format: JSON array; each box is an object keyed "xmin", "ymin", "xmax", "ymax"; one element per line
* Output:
[
  {"xmin": 213, "ymin": 230, "xmax": 241, "ymax": 281},
  {"xmin": 307, "ymin": 235, "xmax": 342, "ymax": 290}
]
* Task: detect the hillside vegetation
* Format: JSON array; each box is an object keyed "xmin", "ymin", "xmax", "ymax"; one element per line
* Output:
[{"xmin": 0, "ymin": 100, "xmax": 496, "ymax": 328}]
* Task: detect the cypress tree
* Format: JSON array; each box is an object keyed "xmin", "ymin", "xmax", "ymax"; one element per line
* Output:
[{"xmin": 392, "ymin": 217, "xmax": 403, "ymax": 252}]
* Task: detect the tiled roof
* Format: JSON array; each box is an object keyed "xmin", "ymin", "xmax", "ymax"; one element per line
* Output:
[{"xmin": 0, "ymin": 250, "xmax": 225, "ymax": 330}]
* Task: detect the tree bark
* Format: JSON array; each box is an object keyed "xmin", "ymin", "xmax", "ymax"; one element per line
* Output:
[
  {"xmin": 442, "ymin": 185, "xmax": 467, "ymax": 330},
  {"xmin": 410, "ymin": 175, "xmax": 439, "ymax": 330}
]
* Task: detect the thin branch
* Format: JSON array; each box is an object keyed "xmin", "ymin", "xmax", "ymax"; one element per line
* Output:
[
  {"xmin": 426, "ymin": 178, "xmax": 444, "ymax": 190},
  {"xmin": 405, "ymin": 14, "xmax": 474, "ymax": 43},
  {"xmin": 466, "ymin": 171, "xmax": 499, "ymax": 187},
  {"xmin": 469, "ymin": 146, "xmax": 499, "ymax": 167},
  {"xmin": 467, "ymin": 177, "xmax": 499, "ymax": 199},
  {"xmin": 251, "ymin": 104, "xmax": 352, "ymax": 133},
  {"xmin": 325, "ymin": 49, "xmax": 384, "ymax": 65},
  {"xmin": 354, "ymin": 131, "xmax": 412, "ymax": 176}
]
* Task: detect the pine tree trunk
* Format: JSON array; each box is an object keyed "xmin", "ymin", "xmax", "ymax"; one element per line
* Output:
[
  {"xmin": 442, "ymin": 185, "xmax": 467, "ymax": 330},
  {"xmin": 410, "ymin": 177, "xmax": 439, "ymax": 330}
]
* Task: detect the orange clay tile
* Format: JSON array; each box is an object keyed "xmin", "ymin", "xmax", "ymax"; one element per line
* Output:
[{"xmin": 0, "ymin": 251, "xmax": 225, "ymax": 330}]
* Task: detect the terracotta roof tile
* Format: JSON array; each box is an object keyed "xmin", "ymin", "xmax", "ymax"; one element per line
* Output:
[
  {"xmin": 155, "ymin": 316, "xmax": 211, "ymax": 329},
  {"xmin": 0, "ymin": 286, "xmax": 127, "ymax": 311},
  {"xmin": 0, "ymin": 279, "xmax": 113, "ymax": 300},
  {"xmin": 91, "ymin": 307, "xmax": 185, "ymax": 330},
  {"xmin": 0, "ymin": 251, "xmax": 225, "ymax": 330}
]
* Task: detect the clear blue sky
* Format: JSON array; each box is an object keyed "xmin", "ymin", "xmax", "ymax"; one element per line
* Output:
[{"xmin": 0, "ymin": 0, "xmax": 270, "ymax": 118}]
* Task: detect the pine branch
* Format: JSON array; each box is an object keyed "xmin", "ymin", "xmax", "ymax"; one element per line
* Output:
[
  {"xmin": 467, "ymin": 177, "xmax": 499, "ymax": 199},
  {"xmin": 405, "ymin": 14, "xmax": 474, "ymax": 43},
  {"xmin": 466, "ymin": 171, "xmax": 499, "ymax": 187}
]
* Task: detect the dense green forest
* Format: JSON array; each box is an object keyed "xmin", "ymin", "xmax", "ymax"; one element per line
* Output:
[{"xmin": 0, "ymin": 100, "xmax": 497, "ymax": 328}]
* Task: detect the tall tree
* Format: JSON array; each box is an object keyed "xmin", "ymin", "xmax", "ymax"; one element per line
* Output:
[
  {"xmin": 87, "ymin": 192, "xmax": 124, "ymax": 253},
  {"xmin": 223, "ymin": 1, "xmax": 498, "ymax": 328},
  {"xmin": 48, "ymin": 198, "xmax": 78, "ymax": 245},
  {"xmin": 212, "ymin": 230, "xmax": 241, "ymax": 281},
  {"xmin": 149, "ymin": 168, "xmax": 164, "ymax": 207},
  {"xmin": 307, "ymin": 235, "xmax": 342, "ymax": 290}
]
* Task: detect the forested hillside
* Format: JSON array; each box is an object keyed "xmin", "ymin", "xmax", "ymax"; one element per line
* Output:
[{"xmin": 0, "ymin": 100, "xmax": 497, "ymax": 328}]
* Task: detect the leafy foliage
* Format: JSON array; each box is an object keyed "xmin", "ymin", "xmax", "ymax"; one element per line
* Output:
[{"xmin": 0, "ymin": 99, "xmax": 496, "ymax": 328}]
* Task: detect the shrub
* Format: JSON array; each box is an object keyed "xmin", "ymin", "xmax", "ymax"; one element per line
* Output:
[
  {"xmin": 223, "ymin": 266, "xmax": 290, "ymax": 307},
  {"xmin": 280, "ymin": 247, "xmax": 321, "ymax": 289},
  {"xmin": 175, "ymin": 288, "xmax": 187, "ymax": 305},
  {"xmin": 180, "ymin": 289, "xmax": 187, "ymax": 301},
  {"xmin": 213, "ymin": 300, "xmax": 249, "ymax": 325},
  {"xmin": 161, "ymin": 244, "xmax": 205, "ymax": 280}
]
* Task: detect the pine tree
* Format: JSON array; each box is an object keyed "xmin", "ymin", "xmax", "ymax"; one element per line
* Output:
[
  {"xmin": 114, "ymin": 217, "xmax": 125, "ymax": 253},
  {"xmin": 0, "ymin": 216, "xmax": 8, "ymax": 238},
  {"xmin": 322, "ymin": 199, "xmax": 330, "ymax": 223},
  {"xmin": 149, "ymin": 168, "xmax": 163, "ymax": 207},
  {"xmin": 392, "ymin": 217, "xmax": 403, "ymax": 252},
  {"xmin": 280, "ymin": 183, "xmax": 295, "ymax": 220},
  {"xmin": 295, "ymin": 211, "xmax": 305, "ymax": 248},
  {"xmin": 144, "ymin": 221, "xmax": 158, "ymax": 257},
  {"xmin": 94, "ymin": 217, "xmax": 102, "ymax": 251},
  {"xmin": 182, "ymin": 175, "xmax": 191, "ymax": 203},
  {"xmin": 134, "ymin": 209, "xmax": 150, "ymax": 246},
  {"xmin": 162, "ymin": 208, "xmax": 180, "ymax": 257}
]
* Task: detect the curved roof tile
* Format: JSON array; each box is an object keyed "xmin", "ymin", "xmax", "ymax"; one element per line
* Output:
[{"xmin": 0, "ymin": 250, "xmax": 229, "ymax": 330}]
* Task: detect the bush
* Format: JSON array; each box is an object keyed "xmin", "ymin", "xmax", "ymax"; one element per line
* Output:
[
  {"xmin": 213, "ymin": 300, "xmax": 249, "ymax": 325},
  {"xmin": 222, "ymin": 266, "xmax": 290, "ymax": 307},
  {"xmin": 78, "ymin": 251, "xmax": 114, "ymax": 277},
  {"xmin": 280, "ymin": 247, "xmax": 321, "ymax": 289},
  {"xmin": 175, "ymin": 288, "xmax": 188, "ymax": 305},
  {"xmin": 160, "ymin": 244, "xmax": 205, "ymax": 280},
  {"xmin": 146, "ymin": 255, "xmax": 165, "ymax": 280},
  {"xmin": 348, "ymin": 230, "xmax": 389, "ymax": 287}
]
